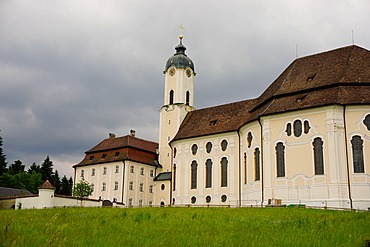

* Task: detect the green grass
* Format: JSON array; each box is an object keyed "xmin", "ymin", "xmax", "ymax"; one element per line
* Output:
[{"xmin": 1, "ymin": 207, "xmax": 369, "ymax": 246}]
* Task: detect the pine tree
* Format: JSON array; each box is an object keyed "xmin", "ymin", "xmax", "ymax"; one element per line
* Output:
[
  {"xmin": 28, "ymin": 163, "xmax": 41, "ymax": 174},
  {"xmin": 51, "ymin": 170, "xmax": 61, "ymax": 194},
  {"xmin": 8, "ymin": 160, "xmax": 25, "ymax": 175},
  {"xmin": 0, "ymin": 131, "xmax": 7, "ymax": 175},
  {"xmin": 40, "ymin": 155, "xmax": 53, "ymax": 181},
  {"xmin": 60, "ymin": 175, "xmax": 72, "ymax": 195}
]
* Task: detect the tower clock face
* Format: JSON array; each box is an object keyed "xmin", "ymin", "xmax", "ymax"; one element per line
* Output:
[
  {"xmin": 186, "ymin": 69, "xmax": 192, "ymax": 77},
  {"xmin": 169, "ymin": 68, "xmax": 176, "ymax": 76}
]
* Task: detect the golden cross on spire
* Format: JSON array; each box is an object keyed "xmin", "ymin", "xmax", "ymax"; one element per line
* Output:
[{"xmin": 178, "ymin": 24, "xmax": 185, "ymax": 39}]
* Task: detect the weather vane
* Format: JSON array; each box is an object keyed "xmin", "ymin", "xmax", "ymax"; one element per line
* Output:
[{"xmin": 178, "ymin": 24, "xmax": 185, "ymax": 39}]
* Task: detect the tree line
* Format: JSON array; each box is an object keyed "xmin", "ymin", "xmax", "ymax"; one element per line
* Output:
[{"xmin": 0, "ymin": 131, "xmax": 73, "ymax": 195}]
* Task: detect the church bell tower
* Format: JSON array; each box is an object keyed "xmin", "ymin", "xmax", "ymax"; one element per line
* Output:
[{"xmin": 159, "ymin": 35, "xmax": 195, "ymax": 171}]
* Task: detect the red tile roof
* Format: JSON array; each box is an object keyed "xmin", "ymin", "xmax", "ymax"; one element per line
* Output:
[
  {"xmin": 173, "ymin": 45, "xmax": 370, "ymax": 141},
  {"xmin": 74, "ymin": 135, "xmax": 159, "ymax": 167},
  {"xmin": 38, "ymin": 180, "xmax": 55, "ymax": 190}
]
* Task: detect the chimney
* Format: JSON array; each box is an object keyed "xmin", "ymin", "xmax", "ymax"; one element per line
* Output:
[
  {"xmin": 130, "ymin": 129, "xmax": 136, "ymax": 137},
  {"xmin": 109, "ymin": 133, "xmax": 115, "ymax": 139}
]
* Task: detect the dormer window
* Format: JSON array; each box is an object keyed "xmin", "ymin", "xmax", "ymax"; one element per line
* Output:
[
  {"xmin": 115, "ymin": 152, "xmax": 120, "ymax": 157},
  {"xmin": 89, "ymin": 155, "xmax": 94, "ymax": 160},
  {"xmin": 102, "ymin": 153, "xmax": 107, "ymax": 159},
  {"xmin": 306, "ymin": 73, "xmax": 316, "ymax": 82},
  {"xmin": 209, "ymin": 120, "xmax": 217, "ymax": 126}
]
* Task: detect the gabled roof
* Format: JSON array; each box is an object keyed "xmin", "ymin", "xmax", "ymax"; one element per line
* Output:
[
  {"xmin": 0, "ymin": 187, "xmax": 32, "ymax": 198},
  {"xmin": 172, "ymin": 45, "xmax": 370, "ymax": 142}
]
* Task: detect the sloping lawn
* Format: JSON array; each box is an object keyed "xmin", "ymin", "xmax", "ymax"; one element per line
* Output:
[{"xmin": 1, "ymin": 207, "xmax": 369, "ymax": 246}]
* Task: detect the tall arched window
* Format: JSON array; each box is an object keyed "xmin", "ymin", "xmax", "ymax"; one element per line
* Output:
[
  {"xmin": 191, "ymin": 161, "xmax": 198, "ymax": 189},
  {"xmin": 186, "ymin": 91, "xmax": 190, "ymax": 105},
  {"xmin": 169, "ymin": 90, "xmax": 174, "ymax": 105},
  {"xmin": 173, "ymin": 164, "xmax": 176, "ymax": 191},
  {"xmin": 114, "ymin": 181, "xmax": 119, "ymax": 190},
  {"xmin": 254, "ymin": 148, "xmax": 260, "ymax": 181},
  {"xmin": 205, "ymin": 159, "xmax": 212, "ymax": 188},
  {"xmin": 276, "ymin": 142, "xmax": 285, "ymax": 177},
  {"xmin": 351, "ymin": 135, "xmax": 364, "ymax": 173},
  {"xmin": 313, "ymin": 138, "xmax": 324, "ymax": 175},
  {"xmin": 221, "ymin": 157, "xmax": 228, "ymax": 187},
  {"xmin": 102, "ymin": 182, "xmax": 106, "ymax": 191}
]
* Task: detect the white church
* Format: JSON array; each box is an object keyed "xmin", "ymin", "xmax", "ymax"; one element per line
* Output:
[{"xmin": 74, "ymin": 36, "xmax": 370, "ymax": 210}]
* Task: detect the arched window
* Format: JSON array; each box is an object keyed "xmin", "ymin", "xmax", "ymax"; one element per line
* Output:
[
  {"xmin": 128, "ymin": 198, "xmax": 133, "ymax": 207},
  {"xmin": 173, "ymin": 164, "xmax": 176, "ymax": 191},
  {"xmin": 351, "ymin": 136, "xmax": 364, "ymax": 173},
  {"xmin": 186, "ymin": 91, "xmax": 190, "ymax": 105},
  {"xmin": 114, "ymin": 181, "xmax": 118, "ymax": 190},
  {"xmin": 139, "ymin": 183, "xmax": 144, "ymax": 192},
  {"xmin": 91, "ymin": 183, "xmax": 94, "ymax": 192},
  {"xmin": 313, "ymin": 138, "xmax": 324, "ymax": 175},
  {"xmin": 149, "ymin": 185, "xmax": 153, "ymax": 193},
  {"xmin": 139, "ymin": 199, "xmax": 143, "ymax": 207},
  {"xmin": 254, "ymin": 148, "xmax": 260, "ymax": 181},
  {"xmin": 205, "ymin": 159, "xmax": 212, "ymax": 188},
  {"xmin": 276, "ymin": 142, "xmax": 285, "ymax": 177},
  {"xmin": 102, "ymin": 182, "xmax": 106, "ymax": 191},
  {"xmin": 103, "ymin": 167, "xmax": 107, "ymax": 175},
  {"xmin": 92, "ymin": 168, "xmax": 95, "ymax": 176},
  {"xmin": 115, "ymin": 165, "xmax": 119, "ymax": 173},
  {"xmin": 169, "ymin": 90, "xmax": 174, "ymax": 105},
  {"xmin": 244, "ymin": 152, "xmax": 247, "ymax": 184},
  {"xmin": 191, "ymin": 160, "xmax": 198, "ymax": 189},
  {"xmin": 221, "ymin": 157, "xmax": 228, "ymax": 187},
  {"xmin": 80, "ymin": 169, "xmax": 84, "ymax": 179},
  {"xmin": 129, "ymin": 181, "xmax": 133, "ymax": 190}
]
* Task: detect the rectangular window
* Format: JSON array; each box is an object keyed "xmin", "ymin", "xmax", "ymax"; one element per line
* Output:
[
  {"xmin": 130, "ymin": 165, "xmax": 134, "ymax": 173},
  {"xmin": 115, "ymin": 165, "xmax": 119, "ymax": 173},
  {"xmin": 150, "ymin": 170, "xmax": 154, "ymax": 177},
  {"xmin": 140, "ymin": 168, "xmax": 144, "ymax": 175}
]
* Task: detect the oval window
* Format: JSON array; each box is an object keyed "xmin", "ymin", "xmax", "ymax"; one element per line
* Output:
[
  {"xmin": 206, "ymin": 142, "xmax": 212, "ymax": 153},
  {"xmin": 221, "ymin": 139, "xmax": 228, "ymax": 151},
  {"xmin": 293, "ymin": 120, "xmax": 302, "ymax": 137},
  {"xmin": 191, "ymin": 144, "xmax": 198, "ymax": 155}
]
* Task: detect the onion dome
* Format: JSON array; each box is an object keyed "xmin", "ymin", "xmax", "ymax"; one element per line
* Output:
[{"xmin": 164, "ymin": 35, "xmax": 195, "ymax": 73}]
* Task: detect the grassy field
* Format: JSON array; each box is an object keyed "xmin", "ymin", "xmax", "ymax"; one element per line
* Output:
[{"xmin": 0, "ymin": 207, "xmax": 369, "ymax": 246}]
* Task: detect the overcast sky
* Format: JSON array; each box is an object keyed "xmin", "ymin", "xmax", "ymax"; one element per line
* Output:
[{"xmin": 1, "ymin": 0, "xmax": 369, "ymax": 178}]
